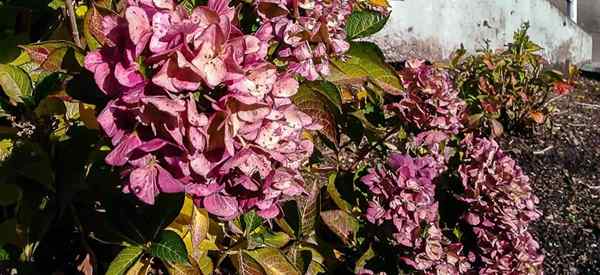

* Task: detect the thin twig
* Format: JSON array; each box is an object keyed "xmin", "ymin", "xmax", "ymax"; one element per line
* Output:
[
  {"xmin": 65, "ymin": 0, "xmax": 82, "ymax": 48},
  {"xmin": 533, "ymin": 145, "xmax": 554, "ymax": 155},
  {"xmin": 543, "ymin": 94, "xmax": 566, "ymax": 107}
]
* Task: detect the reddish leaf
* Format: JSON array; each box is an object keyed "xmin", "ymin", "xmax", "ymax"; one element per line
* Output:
[
  {"xmin": 293, "ymin": 84, "xmax": 338, "ymax": 146},
  {"xmin": 319, "ymin": 210, "xmax": 359, "ymax": 245},
  {"xmin": 529, "ymin": 111, "xmax": 545, "ymax": 124}
]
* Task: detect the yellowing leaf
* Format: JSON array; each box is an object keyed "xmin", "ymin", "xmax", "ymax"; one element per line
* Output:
[
  {"xmin": 79, "ymin": 103, "xmax": 99, "ymax": 129},
  {"xmin": 246, "ymin": 248, "xmax": 300, "ymax": 275},
  {"xmin": 369, "ymin": 0, "xmax": 389, "ymax": 8},
  {"xmin": 106, "ymin": 246, "xmax": 144, "ymax": 275}
]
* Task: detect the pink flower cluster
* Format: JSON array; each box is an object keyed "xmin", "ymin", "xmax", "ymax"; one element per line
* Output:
[
  {"xmin": 85, "ymin": 0, "xmax": 321, "ymax": 220},
  {"xmin": 361, "ymin": 154, "xmax": 472, "ymax": 274},
  {"xmin": 388, "ymin": 60, "xmax": 466, "ymax": 135},
  {"xmin": 256, "ymin": 0, "xmax": 353, "ymax": 80},
  {"xmin": 459, "ymin": 136, "xmax": 544, "ymax": 274}
]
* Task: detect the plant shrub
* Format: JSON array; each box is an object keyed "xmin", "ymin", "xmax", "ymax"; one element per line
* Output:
[
  {"xmin": 0, "ymin": 0, "xmax": 551, "ymax": 274},
  {"xmin": 449, "ymin": 23, "xmax": 578, "ymax": 136}
]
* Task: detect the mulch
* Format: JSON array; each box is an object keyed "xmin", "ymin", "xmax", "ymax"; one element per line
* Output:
[{"xmin": 499, "ymin": 78, "xmax": 600, "ymax": 275}]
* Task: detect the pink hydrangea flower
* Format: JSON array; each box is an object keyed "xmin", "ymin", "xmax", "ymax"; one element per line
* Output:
[
  {"xmin": 361, "ymin": 154, "xmax": 473, "ymax": 274},
  {"xmin": 388, "ymin": 60, "xmax": 466, "ymax": 135},
  {"xmin": 256, "ymin": 0, "xmax": 353, "ymax": 80},
  {"xmin": 458, "ymin": 135, "xmax": 544, "ymax": 274},
  {"xmin": 88, "ymin": 0, "xmax": 319, "ymax": 220}
]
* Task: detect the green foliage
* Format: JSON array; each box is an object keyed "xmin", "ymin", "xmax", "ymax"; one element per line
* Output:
[
  {"xmin": 149, "ymin": 230, "xmax": 189, "ymax": 264},
  {"xmin": 0, "ymin": 64, "xmax": 33, "ymax": 105},
  {"xmin": 345, "ymin": 10, "xmax": 389, "ymax": 40},
  {"xmin": 448, "ymin": 23, "xmax": 578, "ymax": 136},
  {"xmin": 328, "ymin": 41, "xmax": 403, "ymax": 94}
]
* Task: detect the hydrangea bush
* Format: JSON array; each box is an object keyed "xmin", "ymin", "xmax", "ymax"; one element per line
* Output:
[{"xmin": 0, "ymin": 0, "xmax": 552, "ymax": 274}]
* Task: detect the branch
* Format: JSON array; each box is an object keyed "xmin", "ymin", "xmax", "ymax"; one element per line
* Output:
[
  {"xmin": 65, "ymin": 0, "xmax": 82, "ymax": 48},
  {"xmin": 349, "ymin": 126, "xmax": 401, "ymax": 171}
]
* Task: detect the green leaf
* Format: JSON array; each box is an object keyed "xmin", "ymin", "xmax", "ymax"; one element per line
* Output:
[
  {"xmin": 328, "ymin": 42, "xmax": 402, "ymax": 94},
  {"xmin": 107, "ymin": 193, "xmax": 184, "ymax": 244},
  {"xmin": 293, "ymin": 84, "xmax": 338, "ymax": 145},
  {"xmin": 306, "ymin": 81, "xmax": 342, "ymax": 112},
  {"xmin": 261, "ymin": 232, "xmax": 291, "ymax": 248},
  {"xmin": 48, "ymin": 0, "xmax": 65, "ymax": 9},
  {"xmin": 230, "ymin": 251, "xmax": 266, "ymax": 275},
  {"xmin": 0, "ymin": 246, "xmax": 9, "ymax": 261},
  {"xmin": 246, "ymin": 248, "xmax": 300, "ymax": 275},
  {"xmin": 149, "ymin": 230, "xmax": 189, "ymax": 264},
  {"xmin": 0, "ymin": 64, "xmax": 33, "ymax": 105},
  {"xmin": 243, "ymin": 211, "xmax": 263, "ymax": 236},
  {"xmin": 345, "ymin": 10, "xmax": 389, "ymax": 40},
  {"xmin": 106, "ymin": 246, "xmax": 144, "ymax": 275},
  {"xmin": 0, "ymin": 183, "xmax": 22, "ymax": 206},
  {"xmin": 319, "ymin": 210, "xmax": 359, "ymax": 245}
]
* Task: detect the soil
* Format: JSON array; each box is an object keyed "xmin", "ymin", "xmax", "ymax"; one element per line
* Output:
[{"xmin": 499, "ymin": 78, "xmax": 600, "ymax": 275}]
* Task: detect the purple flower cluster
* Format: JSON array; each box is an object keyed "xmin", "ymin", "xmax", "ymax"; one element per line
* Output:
[
  {"xmin": 257, "ymin": 0, "xmax": 353, "ymax": 80},
  {"xmin": 388, "ymin": 59, "xmax": 466, "ymax": 135},
  {"xmin": 459, "ymin": 136, "xmax": 544, "ymax": 274},
  {"xmin": 361, "ymin": 154, "xmax": 472, "ymax": 274},
  {"xmin": 86, "ymin": 0, "xmax": 322, "ymax": 220}
]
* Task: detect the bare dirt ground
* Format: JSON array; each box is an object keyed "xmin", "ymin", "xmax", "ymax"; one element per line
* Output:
[{"xmin": 499, "ymin": 78, "xmax": 600, "ymax": 275}]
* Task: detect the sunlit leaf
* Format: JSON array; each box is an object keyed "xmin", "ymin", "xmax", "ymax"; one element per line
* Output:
[
  {"xmin": 0, "ymin": 64, "xmax": 33, "ymax": 105},
  {"xmin": 246, "ymin": 248, "xmax": 300, "ymax": 275},
  {"xmin": 328, "ymin": 42, "xmax": 402, "ymax": 94},
  {"xmin": 299, "ymin": 179, "xmax": 320, "ymax": 238},
  {"xmin": 345, "ymin": 10, "xmax": 388, "ymax": 40},
  {"xmin": 165, "ymin": 256, "xmax": 203, "ymax": 275},
  {"xmin": 106, "ymin": 246, "xmax": 144, "ymax": 275},
  {"xmin": 354, "ymin": 245, "xmax": 375, "ymax": 273},
  {"xmin": 243, "ymin": 211, "xmax": 263, "ymax": 236},
  {"xmin": 20, "ymin": 41, "xmax": 85, "ymax": 72},
  {"xmin": 126, "ymin": 257, "xmax": 152, "ymax": 275},
  {"xmin": 261, "ymin": 232, "xmax": 291, "ymax": 248},
  {"xmin": 230, "ymin": 251, "xmax": 266, "ymax": 275}
]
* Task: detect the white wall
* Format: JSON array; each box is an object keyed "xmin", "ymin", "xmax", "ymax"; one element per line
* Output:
[{"xmin": 368, "ymin": 0, "xmax": 593, "ymax": 65}]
